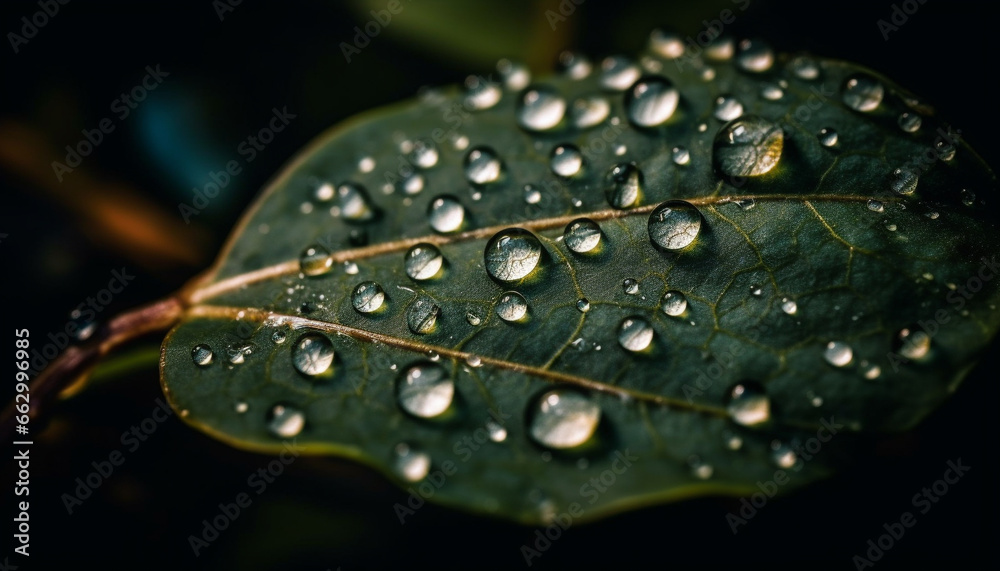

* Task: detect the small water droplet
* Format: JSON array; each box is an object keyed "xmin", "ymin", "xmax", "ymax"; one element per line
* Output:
[
  {"xmin": 714, "ymin": 95, "xmax": 744, "ymax": 121},
  {"xmin": 771, "ymin": 441, "xmax": 798, "ymax": 469},
  {"xmin": 299, "ymin": 244, "xmax": 332, "ymax": 276},
  {"xmin": 550, "ymin": 144, "xmax": 583, "ymax": 177},
  {"xmin": 660, "ymin": 290, "xmax": 687, "ymax": 316},
  {"xmin": 735, "ymin": 38, "xmax": 774, "ymax": 72},
  {"xmin": 529, "ymin": 390, "xmax": 601, "ymax": 449},
  {"xmin": 292, "ymin": 334, "xmax": 335, "ymax": 377},
  {"xmin": 268, "ymin": 404, "xmax": 305, "ymax": 438},
  {"xmin": 649, "ymin": 28, "xmax": 685, "ymax": 58},
  {"xmin": 760, "ymin": 83, "xmax": 784, "ymax": 100},
  {"xmin": 750, "ymin": 284, "xmax": 762, "ymax": 297},
  {"xmin": 618, "ymin": 316, "xmax": 654, "ymax": 352},
  {"xmin": 496, "ymin": 291, "xmax": 529, "ymax": 322},
  {"xmin": 671, "ymin": 146, "xmax": 690, "ymax": 165},
  {"xmin": 867, "ymin": 199, "xmax": 885, "ymax": 213},
  {"xmin": 781, "ymin": 297, "xmax": 798, "ymax": 315},
  {"xmin": 428, "ymin": 195, "xmax": 466, "ymax": 233},
  {"xmin": 605, "ymin": 163, "xmax": 643, "ymax": 209},
  {"xmin": 522, "ymin": 183, "xmax": 542, "ymax": 205},
  {"xmin": 464, "ymin": 146, "xmax": 503, "ymax": 185},
  {"xmin": 314, "ymin": 182, "xmax": 334, "ymax": 201},
  {"xmin": 352, "ymin": 281, "xmax": 386, "ymax": 313},
  {"xmin": 400, "ymin": 172, "xmax": 424, "ymax": 195},
  {"xmin": 897, "ymin": 112, "xmax": 922, "ymax": 133},
  {"xmin": 714, "ymin": 115, "xmax": 783, "ymax": 177},
  {"xmin": 335, "ymin": 182, "xmax": 377, "ymax": 221},
  {"xmin": 960, "ymin": 189, "xmax": 976, "ymax": 206},
  {"xmin": 891, "ymin": 168, "xmax": 918, "ymax": 195},
  {"xmin": 818, "ymin": 127, "xmax": 838, "ymax": 147},
  {"xmin": 558, "ymin": 50, "xmax": 592, "ymax": 79},
  {"xmin": 576, "ymin": 298, "xmax": 591, "ymax": 313},
  {"xmin": 466, "ymin": 311, "xmax": 482, "ymax": 326},
  {"xmin": 789, "ymin": 55, "xmax": 819, "ymax": 80},
  {"xmin": 691, "ymin": 460, "xmax": 714, "ymax": 480},
  {"xmin": 569, "ymin": 95, "xmax": 611, "ymax": 128},
  {"xmin": 487, "ymin": 419, "xmax": 508, "ymax": 442},
  {"xmin": 464, "ymin": 75, "xmax": 501, "ymax": 110},
  {"xmin": 623, "ymin": 278, "xmax": 639, "ymax": 295},
  {"xmin": 271, "ymin": 330, "xmax": 286, "ymax": 344},
  {"xmin": 517, "ymin": 85, "xmax": 566, "ymax": 131},
  {"xmin": 394, "ymin": 443, "xmax": 431, "ymax": 482},
  {"xmin": 228, "ymin": 343, "xmax": 254, "ymax": 365},
  {"xmin": 824, "ymin": 341, "xmax": 853, "ymax": 367},
  {"xmin": 626, "ymin": 76, "xmax": 680, "ymax": 127},
  {"xmin": 599, "ymin": 55, "xmax": 640, "ymax": 90},
  {"xmin": 896, "ymin": 327, "xmax": 931, "ymax": 360},
  {"xmin": 862, "ymin": 361, "xmax": 882, "ymax": 380},
  {"xmin": 497, "ymin": 58, "xmax": 530, "ymax": 91},
  {"xmin": 397, "ymin": 362, "xmax": 454, "ymax": 418},
  {"xmin": 842, "ymin": 74, "xmax": 884, "ymax": 112},
  {"xmin": 408, "ymin": 139, "xmax": 439, "ymax": 168},
  {"xmin": 559, "ymin": 218, "xmax": 601, "ymax": 254},
  {"xmin": 484, "ymin": 228, "xmax": 543, "ymax": 282},
  {"xmin": 407, "ymin": 296, "xmax": 440, "ymax": 334},
  {"xmin": 648, "ymin": 200, "xmax": 702, "ymax": 250},
  {"xmin": 235, "ymin": 401, "xmax": 248, "ymax": 414},
  {"xmin": 405, "ymin": 244, "xmax": 444, "ymax": 281},
  {"xmin": 191, "ymin": 344, "xmax": 213, "ymax": 366},
  {"xmin": 735, "ymin": 198, "xmax": 756, "ymax": 211},
  {"xmin": 727, "ymin": 381, "xmax": 771, "ymax": 426}
]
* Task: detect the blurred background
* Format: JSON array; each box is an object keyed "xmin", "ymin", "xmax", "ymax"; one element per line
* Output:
[{"xmin": 1, "ymin": 0, "xmax": 997, "ymax": 569}]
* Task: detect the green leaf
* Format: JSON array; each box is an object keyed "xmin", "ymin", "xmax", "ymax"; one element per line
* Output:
[{"xmin": 160, "ymin": 39, "xmax": 1000, "ymax": 524}]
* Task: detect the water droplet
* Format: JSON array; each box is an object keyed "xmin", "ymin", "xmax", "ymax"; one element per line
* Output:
[
  {"xmin": 530, "ymin": 390, "xmax": 601, "ymax": 449},
  {"xmin": 618, "ymin": 316, "xmax": 654, "ymax": 352},
  {"xmin": 292, "ymin": 334, "xmax": 335, "ymax": 377},
  {"xmin": 867, "ymin": 199, "xmax": 885, "ymax": 213},
  {"xmin": 760, "ymin": 83, "xmax": 784, "ymax": 100},
  {"xmin": 771, "ymin": 441, "xmax": 798, "ymax": 469},
  {"xmin": 487, "ymin": 419, "xmax": 508, "ymax": 442},
  {"xmin": 671, "ymin": 146, "xmax": 690, "ymax": 165},
  {"xmin": 714, "ymin": 115, "xmax": 783, "ymax": 177},
  {"xmin": 408, "ymin": 139, "xmax": 439, "ymax": 168},
  {"xmin": 569, "ymin": 95, "xmax": 610, "ymax": 128},
  {"xmin": 714, "ymin": 95, "xmax": 744, "ymax": 121},
  {"xmin": 750, "ymin": 284, "xmax": 762, "ymax": 297},
  {"xmin": 299, "ymin": 244, "xmax": 332, "ymax": 276},
  {"xmin": 405, "ymin": 244, "xmax": 444, "ymax": 281},
  {"xmin": 235, "ymin": 401, "xmax": 248, "ymax": 414},
  {"xmin": 891, "ymin": 167, "xmax": 918, "ymax": 195},
  {"xmin": 558, "ymin": 50, "xmax": 592, "ymax": 79},
  {"xmin": 781, "ymin": 297, "xmax": 798, "ymax": 315},
  {"xmin": 352, "ymin": 281, "xmax": 386, "ymax": 313},
  {"xmin": 464, "ymin": 146, "xmax": 503, "ymax": 185},
  {"xmin": 623, "ymin": 278, "xmax": 639, "ymax": 295},
  {"xmin": 523, "ymin": 184, "xmax": 542, "ymax": 205},
  {"xmin": 394, "ymin": 443, "xmax": 431, "ymax": 482},
  {"xmin": 884, "ymin": 220, "xmax": 897, "ymax": 232},
  {"xmin": 896, "ymin": 327, "xmax": 931, "ymax": 360},
  {"xmin": 191, "ymin": 344, "xmax": 213, "ymax": 366},
  {"xmin": 726, "ymin": 381, "xmax": 770, "ymax": 426},
  {"xmin": 407, "ymin": 296, "xmax": 440, "ymax": 334},
  {"xmin": 735, "ymin": 198, "xmax": 756, "ymax": 211},
  {"xmin": 626, "ymin": 76, "xmax": 679, "ymax": 127},
  {"xmin": 705, "ymin": 35, "xmax": 735, "ymax": 60},
  {"xmin": 842, "ymin": 74, "xmax": 884, "ymax": 112},
  {"xmin": 271, "ymin": 331, "xmax": 286, "ymax": 344},
  {"xmin": 649, "ymin": 28, "xmax": 685, "ymax": 58},
  {"xmin": 691, "ymin": 460, "xmax": 714, "ymax": 480},
  {"xmin": 397, "ymin": 362, "xmax": 454, "ymax": 418},
  {"xmin": 862, "ymin": 361, "xmax": 882, "ymax": 380},
  {"xmin": 897, "ymin": 112, "xmax": 922, "ymax": 133},
  {"xmin": 496, "ymin": 292, "xmax": 529, "ymax": 322},
  {"xmin": 789, "ymin": 55, "xmax": 819, "ymax": 79},
  {"xmin": 935, "ymin": 139, "xmax": 956, "ymax": 161},
  {"xmin": 517, "ymin": 85, "xmax": 566, "ymax": 131},
  {"xmin": 735, "ymin": 38, "xmax": 774, "ymax": 72},
  {"xmin": 268, "ymin": 404, "xmax": 305, "ymax": 438},
  {"xmin": 960, "ymin": 189, "xmax": 976, "ymax": 206},
  {"xmin": 550, "ymin": 144, "xmax": 583, "ymax": 177},
  {"xmin": 647, "ymin": 200, "xmax": 702, "ymax": 250},
  {"xmin": 577, "ymin": 298, "xmax": 591, "ymax": 313},
  {"xmin": 660, "ymin": 290, "xmax": 687, "ymax": 316},
  {"xmin": 228, "ymin": 343, "xmax": 254, "ymax": 365},
  {"xmin": 605, "ymin": 163, "xmax": 643, "ymax": 208},
  {"xmin": 824, "ymin": 341, "xmax": 854, "ymax": 367},
  {"xmin": 563, "ymin": 218, "xmax": 602, "ymax": 253},
  {"xmin": 599, "ymin": 55, "xmax": 640, "ymax": 90},
  {"xmin": 818, "ymin": 127, "xmax": 838, "ymax": 147},
  {"xmin": 314, "ymin": 182, "xmax": 334, "ymax": 201},
  {"xmin": 335, "ymin": 182, "xmax": 376, "ymax": 221},
  {"xmin": 464, "ymin": 75, "xmax": 501, "ymax": 110},
  {"xmin": 484, "ymin": 228, "xmax": 542, "ymax": 282},
  {"xmin": 465, "ymin": 311, "xmax": 482, "ymax": 326},
  {"xmin": 427, "ymin": 195, "xmax": 465, "ymax": 233},
  {"xmin": 497, "ymin": 58, "xmax": 530, "ymax": 91}
]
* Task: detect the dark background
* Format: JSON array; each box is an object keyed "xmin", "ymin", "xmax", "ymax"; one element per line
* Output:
[{"xmin": 2, "ymin": 0, "xmax": 997, "ymax": 569}]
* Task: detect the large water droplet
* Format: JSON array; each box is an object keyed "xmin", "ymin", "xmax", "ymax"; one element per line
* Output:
[
  {"xmin": 824, "ymin": 341, "xmax": 854, "ymax": 367},
  {"xmin": 405, "ymin": 244, "xmax": 444, "ymax": 281},
  {"xmin": 550, "ymin": 144, "xmax": 583, "ymax": 177},
  {"xmin": 191, "ymin": 344, "xmax": 213, "ymax": 366},
  {"xmin": 660, "ymin": 290, "xmax": 688, "ymax": 316},
  {"xmin": 714, "ymin": 95, "xmax": 744, "ymax": 121},
  {"xmin": 842, "ymin": 74, "xmax": 884, "ymax": 112},
  {"xmin": 530, "ymin": 390, "xmax": 601, "ymax": 449},
  {"xmin": 726, "ymin": 381, "xmax": 771, "ymax": 426},
  {"xmin": 648, "ymin": 200, "xmax": 702, "ymax": 250},
  {"xmin": 618, "ymin": 316, "xmax": 654, "ymax": 352},
  {"xmin": 735, "ymin": 39, "xmax": 774, "ymax": 72},
  {"xmin": 464, "ymin": 146, "xmax": 502, "ymax": 185},
  {"xmin": 517, "ymin": 85, "xmax": 566, "ymax": 131},
  {"xmin": 394, "ymin": 442, "xmax": 431, "ymax": 482},
  {"xmin": 268, "ymin": 404, "xmax": 305, "ymax": 438},
  {"xmin": 428, "ymin": 195, "xmax": 466, "ymax": 233},
  {"xmin": 352, "ymin": 281, "xmax": 386, "ymax": 313},
  {"xmin": 714, "ymin": 115, "xmax": 784, "ymax": 177},
  {"xmin": 397, "ymin": 362, "xmax": 454, "ymax": 418},
  {"xmin": 896, "ymin": 327, "xmax": 931, "ymax": 360},
  {"xmin": 496, "ymin": 292, "xmax": 528, "ymax": 322},
  {"xmin": 408, "ymin": 139, "xmax": 439, "ymax": 168},
  {"xmin": 292, "ymin": 334, "xmax": 335, "ymax": 377},
  {"xmin": 335, "ymin": 182, "xmax": 376, "ymax": 221},
  {"xmin": 626, "ymin": 76, "xmax": 679, "ymax": 127},
  {"xmin": 484, "ymin": 228, "xmax": 542, "ymax": 282},
  {"xmin": 407, "ymin": 296, "xmax": 440, "ymax": 334},
  {"xmin": 605, "ymin": 163, "xmax": 643, "ymax": 208},
  {"xmin": 563, "ymin": 218, "xmax": 602, "ymax": 253},
  {"xmin": 299, "ymin": 244, "xmax": 332, "ymax": 276},
  {"xmin": 599, "ymin": 55, "xmax": 640, "ymax": 90},
  {"xmin": 570, "ymin": 95, "xmax": 610, "ymax": 128}
]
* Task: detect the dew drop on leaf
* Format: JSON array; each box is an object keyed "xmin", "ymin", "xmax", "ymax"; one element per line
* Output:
[
  {"xmin": 569, "ymin": 95, "xmax": 610, "ymax": 128},
  {"xmin": 896, "ymin": 327, "xmax": 931, "ymax": 360},
  {"xmin": 299, "ymin": 244, "xmax": 333, "ymax": 276},
  {"xmin": 428, "ymin": 195, "xmax": 466, "ymax": 233},
  {"xmin": 407, "ymin": 297, "xmax": 440, "ymax": 335},
  {"xmin": 563, "ymin": 218, "xmax": 602, "ymax": 253},
  {"xmin": 726, "ymin": 381, "xmax": 771, "ymax": 426},
  {"xmin": 335, "ymin": 182, "xmax": 376, "ymax": 221},
  {"xmin": 660, "ymin": 290, "xmax": 687, "ymax": 316},
  {"xmin": 497, "ymin": 58, "xmax": 530, "ymax": 91},
  {"xmin": 713, "ymin": 95, "xmax": 744, "ymax": 121},
  {"xmin": 623, "ymin": 278, "xmax": 639, "ymax": 295},
  {"xmin": 464, "ymin": 146, "xmax": 503, "ymax": 185},
  {"xmin": 397, "ymin": 362, "xmax": 454, "ymax": 418},
  {"xmin": 292, "ymin": 334, "xmax": 335, "ymax": 377},
  {"xmin": 484, "ymin": 228, "xmax": 542, "ymax": 282},
  {"xmin": 818, "ymin": 127, "xmax": 838, "ymax": 147},
  {"xmin": 625, "ymin": 76, "xmax": 679, "ymax": 127},
  {"xmin": 496, "ymin": 291, "xmax": 528, "ymax": 322},
  {"xmin": 464, "ymin": 75, "xmax": 502, "ymax": 111},
  {"xmin": 517, "ymin": 85, "xmax": 566, "ymax": 131},
  {"xmin": 268, "ymin": 404, "xmax": 305, "ymax": 438},
  {"xmin": 648, "ymin": 200, "xmax": 702, "ymax": 251},
  {"xmin": 618, "ymin": 316, "xmax": 654, "ymax": 352},
  {"xmin": 529, "ymin": 390, "xmax": 601, "ymax": 449},
  {"xmin": 671, "ymin": 146, "xmax": 690, "ymax": 165},
  {"xmin": 550, "ymin": 144, "xmax": 583, "ymax": 177},
  {"xmin": 605, "ymin": 163, "xmax": 643, "ymax": 208},
  {"xmin": 405, "ymin": 243, "xmax": 445, "ymax": 281},
  {"xmin": 599, "ymin": 55, "xmax": 640, "ymax": 91},
  {"xmin": 394, "ymin": 443, "xmax": 431, "ymax": 482},
  {"xmin": 842, "ymin": 74, "xmax": 884, "ymax": 112},
  {"xmin": 191, "ymin": 344, "xmax": 213, "ymax": 367},
  {"xmin": 714, "ymin": 115, "xmax": 784, "ymax": 177},
  {"xmin": 824, "ymin": 341, "xmax": 854, "ymax": 367},
  {"xmin": 735, "ymin": 38, "xmax": 774, "ymax": 72},
  {"xmin": 352, "ymin": 281, "xmax": 386, "ymax": 313},
  {"xmin": 576, "ymin": 298, "xmax": 591, "ymax": 313}
]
